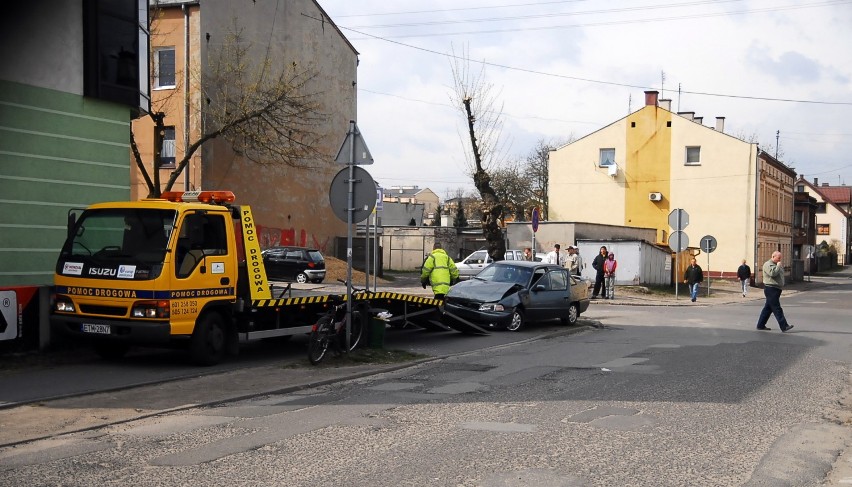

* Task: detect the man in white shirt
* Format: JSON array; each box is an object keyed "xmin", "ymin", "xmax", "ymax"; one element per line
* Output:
[{"xmin": 545, "ymin": 244, "xmax": 564, "ymax": 266}]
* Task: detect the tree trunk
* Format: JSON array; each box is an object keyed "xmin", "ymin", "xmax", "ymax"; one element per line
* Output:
[{"xmin": 462, "ymin": 97, "xmax": 505, "ymax": 261}]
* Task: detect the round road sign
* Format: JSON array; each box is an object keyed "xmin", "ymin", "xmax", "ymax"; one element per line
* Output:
[
  {"xmin": 328, "ymin": 166, "xmax": 376, "ymax": 223},
  {"xmin": 700, "ymin": 235, "xmax": 717, "ymax": 253},
  {"xmin": 668, "ymin": 231, "xmax": 689, "ymax": 252},
  {"xmin": 531, "ymin": 207, "xmax": 540, "ymax": 233}
]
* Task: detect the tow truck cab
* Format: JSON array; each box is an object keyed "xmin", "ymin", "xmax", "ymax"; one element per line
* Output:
[{"xmin": 50, "ymin": 190, "xmax": 269, "ymax": 364}]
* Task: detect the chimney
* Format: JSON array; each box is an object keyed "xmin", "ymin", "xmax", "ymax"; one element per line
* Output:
[
  {"xmin": 644, "ymin": 90, "xmax": 659, "ymax": 106},
  {"xmin": 677, "ymin": 111, "xmax": 695, "ymax": 121},
  {"xmin": 715, "ymin": 117, "xmax": 725, "ymax": 133},
  {"xmin": 814, "ymin": 177, "xmax": 819, "ymax": 186},
  {"xmin": 823, "ymin": 183, "xmax": 829, "ymax": 187},
  {"xmin": 694, "ymin": 116, "xmax": 703, "ymax": 125},
  {"xmin": 659, "ymin": 99, "xmax": 672, "ymax": 111}
]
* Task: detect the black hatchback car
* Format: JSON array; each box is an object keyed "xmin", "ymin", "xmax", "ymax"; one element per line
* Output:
[
  {"xmin": 443, "ymin": 260, "xmax": 590, "ymax": 331},
  {"xmin": 261, "ymin": 246, "xmax": 326, "ymax": 283}
]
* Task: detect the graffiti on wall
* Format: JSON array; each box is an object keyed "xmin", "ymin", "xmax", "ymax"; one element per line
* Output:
[{"xmin": 257, "ymin": 225, "xmax": 330, "ymax": 252}]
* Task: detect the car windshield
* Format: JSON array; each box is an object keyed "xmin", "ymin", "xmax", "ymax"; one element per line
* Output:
[
  {"xmin": 476, "ymin": 263, "xmax": 532, "ymax": 286},
  {"xmin": 60, "ymin": 208, "xmax": 176, "ymax": 265}
]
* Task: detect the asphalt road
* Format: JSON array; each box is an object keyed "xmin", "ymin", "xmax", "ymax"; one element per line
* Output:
[{"xmin": 2, "ymin": 270, "xmax": 851, "ymax": 485}]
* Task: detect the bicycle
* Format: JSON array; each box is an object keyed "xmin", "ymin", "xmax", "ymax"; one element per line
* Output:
[{"xmin": 307, "ymin": 281, "xmax": 373, "ymax": 365}]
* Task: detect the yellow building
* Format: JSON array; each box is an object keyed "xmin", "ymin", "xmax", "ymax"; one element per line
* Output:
[
  {"xmin": 549, "ymin": 91, "xmax": 795, "ymax": 281},
  {"xmin": 132, "ymin": 0, "xmax": 358, "ymax": 254}
]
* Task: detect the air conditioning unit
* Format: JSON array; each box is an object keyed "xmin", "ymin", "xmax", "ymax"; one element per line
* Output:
[
  {"xmin": 649, "ymin": 192, "xmax": 663, "ymax": 202},
  {"xmin": 607, "ymin": 163, "xmax": 618, "ymax": 177}
]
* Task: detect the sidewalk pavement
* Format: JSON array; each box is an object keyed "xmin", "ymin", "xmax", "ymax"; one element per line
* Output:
[{"xmin": 595, "ymin": 274, "xmax": 837, "ymax": 306}]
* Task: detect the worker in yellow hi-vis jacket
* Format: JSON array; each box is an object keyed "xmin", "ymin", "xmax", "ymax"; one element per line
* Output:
[{"xmin": 420, "ymin": 242, "xmax": 460, "ymax": 300}]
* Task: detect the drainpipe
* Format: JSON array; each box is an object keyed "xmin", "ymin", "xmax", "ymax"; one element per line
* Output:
[
  {"xmin": 753, "ymin": 146, "xmax": 760, "ymax": 284},
  {"xmin": 183, "ymin": 4, "xmax": 191, "ymax": 190}
]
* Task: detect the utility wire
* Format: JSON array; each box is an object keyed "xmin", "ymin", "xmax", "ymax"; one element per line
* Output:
[{"xmin": 325, "ymin": 22, "xmax": 852, "ymax": 106}]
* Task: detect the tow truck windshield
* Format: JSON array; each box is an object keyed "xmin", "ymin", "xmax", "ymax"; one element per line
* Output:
[{"xmin": 57, "ymin": 209, "xmax": 177, "ymax": 280}]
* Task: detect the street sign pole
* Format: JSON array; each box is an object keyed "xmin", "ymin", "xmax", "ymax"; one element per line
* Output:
[
  {"xmin": 668, "ymin": 209, "xmax": 690, "ymax": 301},
  {"xmin": 345, "ymin": 120, "xmax": 355, "ymax": 351},
  {"xmin": 675, "ymin": 227, "xmax": 680, "ymax": 300},
  {"xmin": 676, "ymin": 211, "xmax": 681, "ymax": 300},
  {"xmin": 531, "ymin": 207, "xmax": 540, "ymax": 257}
]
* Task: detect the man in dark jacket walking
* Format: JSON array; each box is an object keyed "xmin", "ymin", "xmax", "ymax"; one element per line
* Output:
[
  {"xmin": 683, "ymin": 257, "xmax": 704, "ymax": 302},
  {"xmin": 737, "ymin": 259, "xmax": 751, "ymax": 297},
  {"xmin": 591, "ymin": 246, "xmax": 608, "ymax": 299}
]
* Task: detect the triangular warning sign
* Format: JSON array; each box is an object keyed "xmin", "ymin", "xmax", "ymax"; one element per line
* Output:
[{"xmin": 335, "ymin": 123, "xmax": 374, "ymax": 165}]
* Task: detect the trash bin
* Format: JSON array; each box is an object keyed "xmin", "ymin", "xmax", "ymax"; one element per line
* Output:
[{"xmin": 369, "ymin": 318, "xmax": 387, "ymax": 349}]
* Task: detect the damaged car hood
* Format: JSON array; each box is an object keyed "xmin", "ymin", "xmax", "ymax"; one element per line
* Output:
[{"xmin": 447, "ymin": 279, "xmax": 520, "ymax": 302}]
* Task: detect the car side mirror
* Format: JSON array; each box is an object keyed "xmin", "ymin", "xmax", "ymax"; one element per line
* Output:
[{"xmin": 533, "ymin": 284, "xmax": 545, "ymax": 292}]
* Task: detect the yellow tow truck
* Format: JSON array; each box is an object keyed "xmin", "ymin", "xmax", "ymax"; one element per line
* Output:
[{"xmin": 50, "ymin": 190, "xmax": 456, "ymax": 365}]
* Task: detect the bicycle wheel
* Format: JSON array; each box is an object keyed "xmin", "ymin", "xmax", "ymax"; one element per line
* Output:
[
  {"xmin": 308, "ymin": 316, "xmax": 334, "ymax": 365},
  {"xmin": 344, "ymin": 310, "xmax": 365, "ymax": 352}
]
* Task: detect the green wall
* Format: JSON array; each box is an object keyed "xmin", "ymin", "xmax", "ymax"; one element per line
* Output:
[{"xmin": 0, "ymin": 80, "xmax": 131, "ymax": 286}]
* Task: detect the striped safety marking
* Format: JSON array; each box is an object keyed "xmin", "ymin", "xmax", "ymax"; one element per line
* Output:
[{"xmin": 251, "ymin": 292, "xmax": 442, "ymax": 308}]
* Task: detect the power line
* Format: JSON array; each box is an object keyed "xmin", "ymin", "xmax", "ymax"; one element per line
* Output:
[
  {"xmin": 336, "ymin": 23, "xmax": 852, "ymax": 106},
  {"xmin": 359, "ymin": 88, "xmax": 602, "ymax": 126},
  {"xmin": 332, "ymin": 0, "xmax": 590, "ymax": 18},
  {"xmin": 340, "ymin": 0, "xmax": 850, "ymax": 40},
  {"xmin": 346, "ymin": 0, "xmax": 746, "ymax": 29}
]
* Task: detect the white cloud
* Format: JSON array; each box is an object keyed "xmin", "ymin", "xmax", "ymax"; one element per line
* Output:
[{"xmin": 323, "ymin": 0, "xmax": 852, "ymax": 198}]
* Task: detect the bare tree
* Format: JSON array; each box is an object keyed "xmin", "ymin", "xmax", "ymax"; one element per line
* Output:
[
  {"xmin": 449, "ymin": 46, "xmax": 508, "ymax": 261},
  {"xmin": 490, "ymin": 160, "xmax": 530, "ymax": 221},
  {"xmin": 133, "ymin": 16, "xmax": 327, "ymax": 197},
  {"xmin": 524, "ymin": 137, "xmax": 573, "ymax": 220}
]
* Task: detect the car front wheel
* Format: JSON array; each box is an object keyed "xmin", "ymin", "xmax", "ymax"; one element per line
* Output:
[{"xmin": 506, "ymin": 308, "xmax": 524, "ymax": 332}]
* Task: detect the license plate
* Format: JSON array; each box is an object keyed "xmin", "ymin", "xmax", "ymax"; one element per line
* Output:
[{"xmin": 81, "ymin": 323, "xmax": 111, "ymax": 335}]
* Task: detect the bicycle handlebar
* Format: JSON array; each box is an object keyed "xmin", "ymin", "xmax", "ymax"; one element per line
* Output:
[{"xmin": 336, "ymin": 279, "xmax": 372, "ymax": 296}]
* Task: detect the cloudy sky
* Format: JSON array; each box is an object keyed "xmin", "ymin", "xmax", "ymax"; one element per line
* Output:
[{"xmin": 321, "ymin": 0, "xmax": 852, "ymax": 201}]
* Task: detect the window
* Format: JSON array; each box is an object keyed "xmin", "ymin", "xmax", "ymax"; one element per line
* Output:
[
  {"xmin": 599, "ymin": 148, "xmax": 615, "ymax": 167},
  {"xmin": 796, "ymin": 184, "xmax": 805, "ymax": 192},
  {"xmin": 159, "ymin": 126, "xmax": 176, "ymax": 168},
  {"xmin": 154, "ymin": 47, "xmax": 176, "ymax": 88},
  {"xmin": 793, "ymin": 211, "xmax": 803, "ymax": 229},
  {"xmin": 816, "ymin": 203, "xmax": 827, "ymax": 214},
  {"xmin": 685, "ymin": 146, "xmax": 701, "ymax": 165},
  {"xmin": 817, "ymin": 224, "xmax": 831, "ymax": 235},
  {"xmin": 83, "ymin": 0, "xmax": 149, "ymax": 113},
  {"xmin": 176, "ymin": 213, "xmax": 228, "ymax": 277}
]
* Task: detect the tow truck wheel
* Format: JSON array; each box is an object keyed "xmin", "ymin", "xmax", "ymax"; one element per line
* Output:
[
  {"xmin": 93, "ymin": 341, "xmax": 130, "ymax": 360},
  {"xmin": 190, "ymin": 312, "xmax": 226, "ymax": 366}
]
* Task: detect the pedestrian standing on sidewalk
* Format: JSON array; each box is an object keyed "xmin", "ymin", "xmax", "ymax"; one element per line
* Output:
[
  {"xmin": 737, "ymin": 259, "xmax": 751, "ymax": 297},
  {"xmin": 545, "ymin": 244, "xmax": 564, "ymax": 266},
  {"xmin": 591, "ymin": 246, "xmax": 608, "ymax": 299},
  {"xmin": 566, "ymin": 245, "xmax": 582, "ymax": 276},
  {"xmin": 603, "ymin": 252, "xmax": 617, "ymax": 299},
  {"xmin": 683, "ymin": 257, "xmax": 704, "ymax": 302},
  {"xmin": 756, "ymin": 250, "xmax": 794, "ymax": 332}
]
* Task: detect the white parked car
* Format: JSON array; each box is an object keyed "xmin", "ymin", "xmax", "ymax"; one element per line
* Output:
[{"xmin": 456, "ymin": 249, "xmax": 528, "ymax": 280}]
